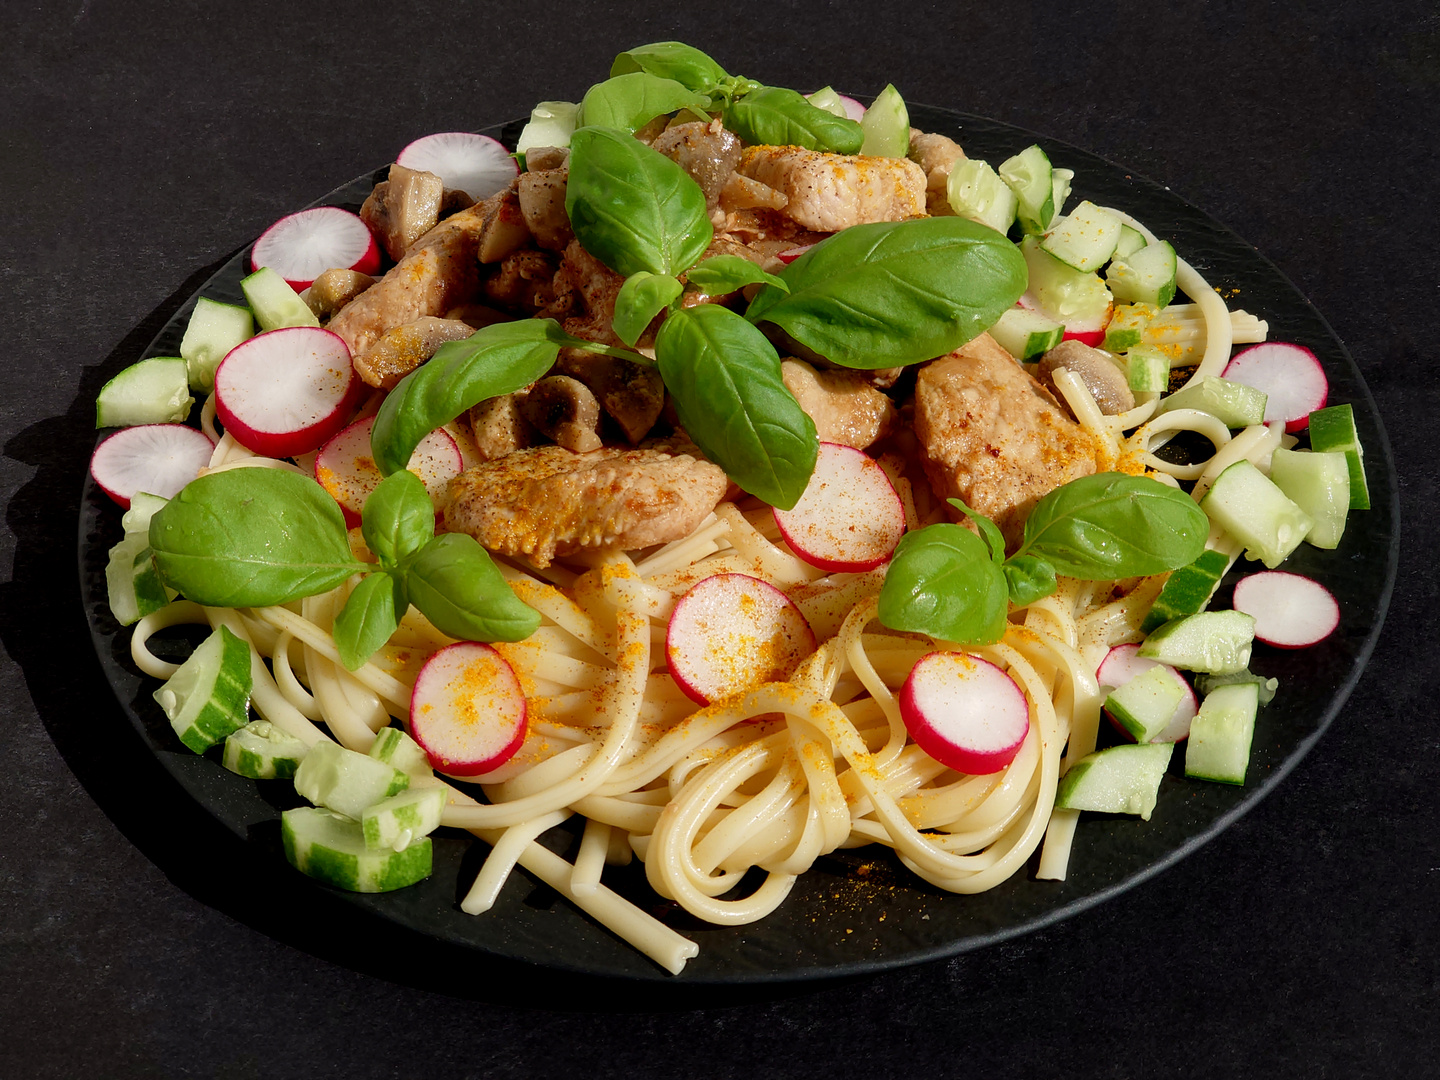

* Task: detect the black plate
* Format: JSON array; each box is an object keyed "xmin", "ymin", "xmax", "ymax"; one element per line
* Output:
[{"xmin": 78, "ymin": 105, "xmax": 1399, "ymax": 985}]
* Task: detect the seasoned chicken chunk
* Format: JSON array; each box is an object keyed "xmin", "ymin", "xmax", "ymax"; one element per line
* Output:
[
  {"xmin": 352, "ymin": 316, "xmax": 476, "ymax": 390},
  {"xmin": 444, "ymin": 444, "xmax": 728, "ymax": 567},
  {"xmin": 652, "ymin": 119, "xmax": 743, "ymax": 212},
  {"xmin": 361, "ymin": 164, "xmax": 445, "ymax": 261},
  {"xmin": 736, "ymin": 146, "xmax": 927, "ymax": 232},
  {"xmin": 914, "ymin": 333, "xmax": 1100, "ymax": 547},
  {"xmin": 781, "ymin": 358, "xmax": 896, "ymax": 450},
  {"xmin": 517, "ymin": 165, "xmax": 573, "ymax": 252}
]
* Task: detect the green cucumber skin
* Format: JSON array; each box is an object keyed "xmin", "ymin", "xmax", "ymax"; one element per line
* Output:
[
  {"xmin": 1105, "ymin": 665, "xmax": 1185, "ymax": 743},
  {"xmin": 1141, "ymin": 548, "xmax": 1231, "ymax": 633},
  {"xmin": 1055, "ymin": 743, "xmax": 1174, "ymax": 820},
  {"xmin": 155, "ymin": 626, "xmax": 253, "ymax": 753},
  {"xmin": 1307, "ymin": 403, "xmax": 1370, "ymax": 510},
  {"xmin": 222, "ymin": 722, "xmax": 306, "ymax": 780},
  {"xmin": 1201, "ymin": 460, "xmax": 1314, "ymax": 569},
  {"xmin": 1185, "ymin": 682, "xmax": 1259, "ymax": 785},
  {"xmin": 1139, "ymin": 610, "xmax": 1255, "ymax": 674},
  {"xmin": 282, "ymin": 808, "xmax": 433, "ymax": 893},
  {"xmin": 362, "ymin": 787, "xmax": 447, "ymax": 850}
]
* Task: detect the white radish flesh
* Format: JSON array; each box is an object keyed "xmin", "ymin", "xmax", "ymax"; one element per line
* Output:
[
  {"xmin": 1096, "ymin": 643, "xmax": 1199, "ymax": 743},
  {"xmin": 395, "ymin": 132, "xmax": 518, "ymax": 202},
  {"xmin": 666, "ymin": 574, "xmax": 817, "ymax": 705},
  {"xmin": 1232, "ymin": 571, "xmax": 1339, "ymax": 648},
  {"xmin": 314, "ymin": 415, "xmax": 462, "ymax": 526},
  {"xmin": 409, "ymin": 642, "xmax": 527, "ymax": 776},
  {"xmin": 89, "ymin": 424, "xmax": 215, "ymax": 508},
  {"xmin": 249, "ymin": 207, "xmax": 381, "ymax": 291},
  {"xmin": 899, "ymin": 651, "xmax": 1030, "ymax": 775},
  {"xmin": 775, "ymin": 243, "xmax": 815, "ymax": 264},
  {"xmin": 1221, "ymin": 342, "xmax": 1328, "ymax": 433},
  {"xmin": 835, "ymin": 94, "xmax": 866, "ymax": 122},
  {"xmin": 773, "ymin": 442, "xmax": 906, "ymax": 573},
  {"xmin": 214, "ymin": 327, "xmax": 361, "ymax": 458}
]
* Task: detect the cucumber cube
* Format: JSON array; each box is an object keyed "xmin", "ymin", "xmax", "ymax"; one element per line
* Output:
[
  {"xmin": 946, "ymin": 158, "xmax": 1018, "ymax": 235},
  {"xmin": 1307, "ymin": 403, "xmax": 1370, "ymax": 510},
  {"xmin": 1185, "ymin": 682, "xmax": 1260, "ymax": 785},
  {"xmin": 1201, "ymin": 460, "xmax": 1314, "ymax": 568},
  {"xmin": 1106, "ymin": 239, "xmax": 1178, "ymax": 307},
  {"xmin": 1268, "ymin": 447, "xmax": 1350, "ymax": 549},
  {"xmin": 1104, "ymin": 302, "xmax": 1160, "ymax": 353},
  {"xmin": 294, "ymin": 741, "xmax": 410, "ymax": 820},
  {"xmin": 153, "ymin": 625, "xmax": 254, "ymax": 753},
  {"xmin": 1049, "ymin": 168, "xmax": 1074, "ymax": 228},
  {"xmin": 105, "ymin": 531, "xmax": 170, "ymax": 626},
  {"xmin": 1139, "ymin": 610, "xmax": 1256, "ymax": 674},
  {"xmin": 1055, "ymin": 743, "xmax": 1174, "ymax": 820},
  {"xmin": 223, "ymin": 720, "xmax": 309, "ymax": 780},
  {"xmin": 1114, "ymin": 223, "xmax": 1147, "ymax": 260},
  {"xmin": 368, "ymin": 726, "xmax": 433, "ymax": 777},
  {"xmin": 1155, "ymin": 375, "xmax": 1268, "ymax": 427},
  {"xmin": 363, "ymin": 786, "xmax": 447, "ymax": 851},
  {"xmin": 1141, "ymin": 548, "xmax": 1231, "ymax": 633},
  {"xmin": 241, "ymin": 266, "xmax": 320, "ymax": 332},
  {"xmin": 180, "ymin": 297, "xmax": 254, "ymax": 392},
  {"xmin": 1126, "ymin": 344, "xmax": 1171, "ymax": 393},
  {"xmin": 989, "ymin": 306, "xmax": 1063, "ymax": 359},
  {"xmin": 1040, "ymin": 200, "xmax": 1122, "ymax": 272},
  {"xmin": 1019, "ymin": 237, "xmax": 1114, "ymax": 325},
  {"xmin": 999, "ymin": 145, "xmax": 1055, "ymax": 235},
  {"xmin": 95, "ymin": 356, "xmax": 194, "ymax": 428},
  {"xmin": 282, "ymin": 807, "xmax": 433, "ymax": 893},
  {"xmin": 859, "ymin": 83, "xmax": 909, "ymax": 157},
  {"xmin": 1105, "ymin": 665, "xmax": 1186, "ymax": 743},
  {"xmin": 121, "ymin": 492, "xmax": 169, "ymax": 536}
]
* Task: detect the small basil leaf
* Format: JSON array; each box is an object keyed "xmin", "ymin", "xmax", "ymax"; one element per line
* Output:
[
  {"xmin": 746, "ymin": 217, "xmax": 1027, "ymax": 368},
  {"xmin": 361, "ymin": 469, "xmax": 435, "ymax": 568},
  {"xmin": 877, "ymin": 523, "xmax": 1009, "ymax": 645},
  {"xmin": 149, "ymin": 469, "xmax": 362, "ymax": 607},
  {"xmin": 565, "ymin": 126, "xmax": 713, "ymax": 279},
  {"xmin": 947, "ymin": 497, "xmax": 1006, "ymax": 564},
  {"xmin": 404, "ymin": 533, "xmax": 541, "ymax": 643},
  {"xmin": 578, "ymin": 73, "xmax": 712, "ymax": 134},
  {"xmin": 610, "ymin": 41, "xmax": 731, "ymax": 94},
  {"xmin": 1002, "ymin": 554, "xmax": 1058, "ymax": 607},
  {"xmin": 333, "ymin": 571, "xmax": 406, "ymax": 671},
  {"xmin": 685, "ymin": 254, "xmax": 789, "ymax": 297},
  {"xmin": 1017, "ymin": 472, "xmax": 1210, "ymax": 579},
  {"xmin": 613, "ymin": 271, "xmax": 683, "ymax": 347},
  {"xmin": 723, "ymin": 86, "xmax": 864, "ymax": 154},
  {"xmin": 655, "ymin": 304, "xmax": 817, "ymax": 509}
]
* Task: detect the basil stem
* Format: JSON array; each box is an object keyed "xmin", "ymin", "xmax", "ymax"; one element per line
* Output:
[
  {"xmin": 333, "ymin": 571, "xmax": 406, "ymax": 671},
  {"xmin": 723, "ymin": 86, "xmax": 864, "ymax": 154},
  {"xmin": 877, "ymin": 523, "xmax": 1010, "ymax": 646},
  {"xmin": 579, "ymin": 73, "xmax": 711, "ymax": 134},
  {"xmin": 404, "ymin": 533, "xmax": 542, "ymax": 643}
]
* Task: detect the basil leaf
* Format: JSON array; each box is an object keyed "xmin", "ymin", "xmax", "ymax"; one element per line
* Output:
[
  {"xmin": 361, "ymin": 469, "xmax": 435, "ymax": 568},
  {"xmin": 1002, "ymin": 554, "xmax": 1058, "ymax": 606},
  {"xmin": 404, "ymin": 533, "xmax": 541, "ymax": 643},
  {"xmin": 1016, "ymin": 472, "xmax": 1210, "ymax": 579},
  {"xmin": 565, "ymin": 126, "xmax": 713, "ymax": 279},
  {"xmin": 613, "ymin": 271, "xmax": 683, "ymax": 347},
  {"xmin": 610, "ymin": 41, "xmax": 730, "ymax": 94},
  {"xmin": 579, "ymin": 73, "xmax": 711, "ymax": 134},
  {"xmin": 654, "ymin": 304, "xmax": 817, "ymax": 510},
  {"xmin": 723, "ymin": 86, "xmax": 864, "ymax": 154},
  {"xmin": 947, "ymin": 497, "xmax": 1005, "ymax": 564},
  {"xmin": 746, "ymin": 217, "xmax": 1028, "ymax": 368},
  {"xmin": 877, "ymin": 523, "xmax": 1009, "ymax": 645},
  {"xmin": 149, "ymin": 468, "xmax": 361, "ymax": 607},
  {"xmin": 685, "ymin": 254, "xmax": 789, "ymax": 297},
  {"xmin": 333, "ymin": 571, "xmax": 405, "ymax": 671}
]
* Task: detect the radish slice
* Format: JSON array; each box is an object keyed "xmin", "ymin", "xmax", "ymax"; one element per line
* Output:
[
  {"xmin": 775, "ymin": 243, "xmax": 815, "ymax": 264},
  {"xmin": 249, "ymin": 207, "xmax": 381, "ymax": 291},
  {"xmin": 314, "ymin": 415, "xmax": 462, "ymax": 526},
  {"xmin": 395, "ymin": 132, "xmax": 518, "ymax": 202},
  {"xmin": 899, "ymin": 651, "xmax": 1030, "ymax": 774},
  {"xmin": 214, "ymin": 327, "xmax": 362, "ymax": 458},
  {"xmin": 666, "ymin": 574, "xmax": 817, "ymax": 705},
  {"xmin": 409, "ymin": 642, "xmax": 527, "ymax": 776},
  {"xmin": 835, "ymin": 94, "xmax": 867, "ymax": 122},
  {"xmin": 1221, "ymin": 342, "xmax": 1328, "ymax": 433},
  {"xmin": 1096, "ymin": 643, "xmax": 1198, "ymax": 743},
  {"xmin": 773, "ymin": 442, "xmax": 906, "ymax": 572},
  {"xmin": 1232, "ymin": 571, "xmax": 1339, "ymax": 648},
  {"xmin": 1019, "ymin": 292, "xmax": 1108, "ymax": 347},
  {"xmin": 89, "ymin": 423, "xmax": 215, "ymax": 508}
]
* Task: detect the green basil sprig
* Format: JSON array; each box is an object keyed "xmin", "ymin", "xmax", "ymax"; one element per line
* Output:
[
  {"xmin": 613, "ymin": 271, "xmax": 684, "ymax": 347},
  {"xmin": 746, "ymin": 217, "xmax": 1027, "ymax": 368},
  {"xmin": 403, "ymin": 532, "xmax": 540, "ymax": 643},
  {"xmin": 332, "ymin": 571, "xmax": 407, "ymax": 672},
  {"xmin": 684, "ymin": 254, "xmax": 789, "ymax": 297},
  {"xmin": 610, "ymin": 41, "xmax": 732, "ymax": 95},
  {"xmin": 878, "ymin": 523, "xmax": 1009, "ymax": 646},
  {"xmin": 723, "ymin": 85, "xmax": 864, "ymax": 154},
  {"xmin": 578, "ymin": 73, "xmax": 711, "ymax": 134}
]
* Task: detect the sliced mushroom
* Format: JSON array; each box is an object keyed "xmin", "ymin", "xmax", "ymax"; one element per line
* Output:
[
  {"xmin": 360, "ymin": 164, "xmax": 445, "ymax": 261},
  {"xmin": 477, "ymin": 185, "xmax": 531, "ymax": 264},
  {"xmin": 555, "ymin": 348, "xmax": 666, "ymax": 444},
  {"xmin": 517, "ymin": 375, "xmax": 604, "ymax": 453},
  {"xmin": 1035, "ymin": 339, "xmax": 1136, "ymax": 416},
  {"xmin": 652, "ymin": 119, "xmax": 743, "ymax": 210},
  {"xmin": 468, "ymin": 392, "xmax": 538, "ymax": 461},
  {"xmin": 524, "ymin": 146, "xmax": 570, "ymax": 172},
  {"xmin": 305, "ymin": 268, "xmax": 376, "ymax": 320}
]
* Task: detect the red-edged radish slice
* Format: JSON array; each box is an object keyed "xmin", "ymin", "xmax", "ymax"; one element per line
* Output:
[
  {"xmin": 249, "ymin": 207, "xmax": 381, "ymax": 291},
  {"xmin": 1221, "ymin": 342, "xmax": 1328, "ymax": 433},
  {"xmin": 409, "ymin": 642, "xmax": 527, "ymax": 776},
  {"xmin": 1232, "ymin": 571, "xmax": 1339, "ymax": 648},
  {"xmin": 395, "ymin": 132, "xmax": 518, "ymax": 202},
  {"xmin": 899, "ymin": 651, "xmax": 1030, "ymax": 774},
  {"xmin": 835, "ymin": 94, "xmax": 866, "ymax": 121},
  {"xmin": 214, "ymin": 327, "xmax": 362, "ymax": 458},
  {"xmin": 314, "ymin": 415, "xmax": 462, "ymax": 526},
  {"xmin": 1096, "ymin": 643, "xmax": 1198, "ymax": 743},
  {"xmin": 775, "ymin": 243, "xmax": 815, "ymax": 264},
  {"xmin": 773, "ymin": 442, "xmax": 906, "ymax": 572},
  {"xmin": 89, "ymin": 423, "xmax": 215, "ymax": 508},
  {"xmin": 666, "ymin": 574, "xmax": 818, "ymax": 705}
]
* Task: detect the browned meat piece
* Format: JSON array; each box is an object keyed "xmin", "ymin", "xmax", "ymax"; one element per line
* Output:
[
  {"xmin": 652, "ymin": 120, "xmax": 743, "ymax": 212},
  {"xmin": 353, "ymin": 316, "xmax": 476, "ymax": 390},
  {"xmin": 1035, "ymin": 340, "xmax": 1135, "ymax": 416},
  {"xmin": 780, "ymin": 358, "xmax": 896, "ymax": 450},
  {"xmin": 914, "ymin": 333, "xmax": 1100, "ymax": 547},
  {"xmin": 483, "ymin": 249, "xmax": 564, "ymax": 315},
  {"xmin": 908, "ymin": 130, "xmax": 966, "ymax": 217},
  {"xmin": 305, "ymin": 268, "xmax": 375, "ymax": 320},
  {"xmin": 444, "ymin": 443, "xmax": 728, "ymax": 567},
  {"xmin": 524, "ymin": 146, "xmax": 569, "ymax": 172},
  {"xmin": 555, "ymin": 240, "xmax": 628, "ymax": 346},
  {"xmin": 478, "ymin": 186, "xmax": 531, "ymax": 264},
  {"xmin": 468, "ymin": 393, "xmax": 537, "ymax": 461},
  {"xmin": 718, "ymin": 172, "xmax": 788, "ymax": 214},
  {"xmin": 443, "ymin": 303, "xmax": 510, "ymax": 330},
  {"xmin": 555, "ymin": 348, "xmax": 665, "ymax": 443},
  {"xmin": 361, "ymin": 165, "xmax": 446, "ymax": 261},
  {"xmin": 736, "ymin": 146, "xmax": 927, "ymax": 232},
  {"xmin": 517, "ymin": 376, "xmax": 603, "ymax": 452},
  {"xmin": 517, "ymin": 166, "xmax": 573, "ymax": 252}
]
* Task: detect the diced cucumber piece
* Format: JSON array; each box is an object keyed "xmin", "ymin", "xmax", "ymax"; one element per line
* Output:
[
  {"xmin": 282, "ymin": 806, "xmax": 433, "ymax": 893},
  {"xmin": 368, "ymin": 726, "xmax": 433, "ymax": 777},
  {"xmin": 1155, "ymin": 375, "xmax": 1268, "ymax": 427},
  {"xmin": 105, "ymin": 531, "xmax": 170, "ymax": 626},
  {"xmin": 1049, "ymin": 168, "xmax": 1074, "ymax": 227},
  {"xmin": 1126, "ymin": 345, "xmax": 1171, "ymax": 393},
  {"xmin": 294, "ymin": 741, "xmax": 410, "ymax": 820},
  {"xmin": 153, "ymin": 625, "xmax": 253, "ymax": 752},
  {"xmin": 516, "ymin": 100, "xmax": 580, "ymax": 155},
  {"xmin": 1105, "ymin": 239, "xmax": 1178, "ymax": 307},
  {"xmin": 121, "ymin": 492, "xmax": 168, "ymax": 536},
  {"xmin": 1103, "ymin": 302, "xmax": 1159, "ymax": 353},
  {"xmin": 806, "ymin": 87, "xmax": 848, "ymax": 119},
  {"xmin": 989, "ymin": 306, "xmax": 1063, "ymax": 360},
  {"xmin": 1055, "ymin": 743, "xmax": 1174, "ymax": 820},
  {"xmin": 1105, "ymin": 665, "xmax": 1186, "ymax": 744},
  {"xmin": 1201, "ymin": 460, "xmax": 1314, "ymax": 568},
  {"xmin": 1138, "ymin": 610, "xmax": 1256, "ymax": 674},
  {"xmin": 1141, "ymin": 548, "xmax": 1232, "ymax": 633},
  {"xmin": 180, "ymin": 297, "xmax": 254, "ymax": 392},
  {"xmin": 1019, "ymin": 236, "xmax": 1114, "ymax": 325},
  {"xmin": 241, "ymin": 267, "xmax": 320, "ymax": 332},
  {"xmin": 1184, "ymin": 682, "xmax": 1259, "ymax": 785},
  {"xmin": 859, "ymin": 84, "xmax": 909, "ymax": 157},
  {"xmin": 96, "ymin": 356, "xmax": 194, "ymax": 428},
  {"xmin": 1268, "ymin": 447, "xmax": 1350, "ymax": 549},
  {"xmin": 999, "ymin": 145, "xmax": 1054, "ymax": 235},
  {"xmin": 363, "ymin": 786, "xmax": 447, "ymax": 851},
  {"xmin": 1040, "ymin": 201, "xmax": 1122, "ymax": 272},
  {"xmin": 1307, "ymin": 403, "xmax": 1370, "ymax": 510},
  {"xmin": 946, "ymin": 158, "xmax": 1018, "ymax": 234},
  {"xmin": 1114, "ymin": 223, "xmax": 1147, "ymax": 260},
  {"xmin": 223, "ymin": 720, "xmax": 309, "ymax": 780},
  {"xmin": 1193, "ymin": 669, "xmax": 1278, "ymax": 706}
]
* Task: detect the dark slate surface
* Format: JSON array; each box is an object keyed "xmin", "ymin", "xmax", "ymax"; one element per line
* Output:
[{"xmin": 3, "ymin": 2, "xmax": 1434, "ymax": 1076}]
